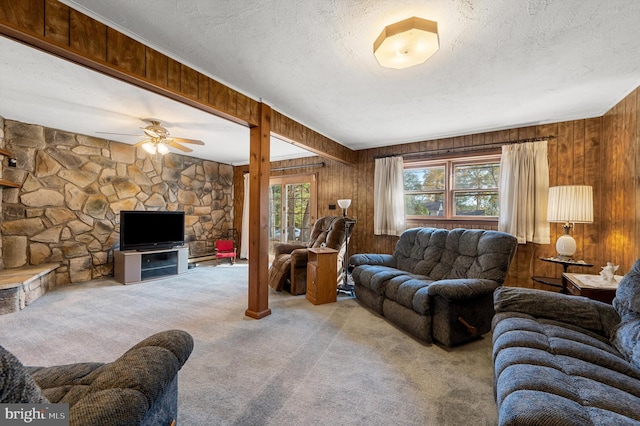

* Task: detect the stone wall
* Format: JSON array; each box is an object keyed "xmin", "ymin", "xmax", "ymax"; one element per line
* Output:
[{"xmin": 0, "ymin": 118, "xmax": 234, "ymax": 285}]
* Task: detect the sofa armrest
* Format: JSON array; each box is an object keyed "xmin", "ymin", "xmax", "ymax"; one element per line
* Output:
[
  {"xmin": 427, "ymin": 279, "xmax": 500, "ymax": 301},
  {"xmin": 350, "ymin": 253, "xmax": 397, "ymax": 268},
  {"xmin": 126, "ymin": 329, "xmax": 194, "ymax": 367},
  {"xmin": 274, "ymin": 242, "xmax": 307, "ymax": 257},
  {"xmin": 493, "ymin": 286, "xmax": 620, "ymax": 336},
  {"xmin": 290, "ymin": 248, "xmax": 310, "ymax": 267}
]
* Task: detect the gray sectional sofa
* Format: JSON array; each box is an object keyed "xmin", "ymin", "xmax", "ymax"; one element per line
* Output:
[
  {"xmin": 351, "ymin": 227, "xmax": 517, "ymax": 346},
  {"xmin": 0, "ymin": 329, "xmax": 194, "ymax": 426},
  {"xmin": 492, "ymin": 259, "xmax": 640, "ymax": 425}
]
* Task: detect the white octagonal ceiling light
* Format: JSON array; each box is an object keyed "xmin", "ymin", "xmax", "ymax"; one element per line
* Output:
[{"xmin": 374, "ymin": 16, "xmax": 439, "ymax": 70}]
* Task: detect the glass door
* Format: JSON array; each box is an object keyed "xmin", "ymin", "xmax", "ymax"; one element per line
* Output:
[{"xmin": 269, "ymin": 174, "xmax": 317, "ymax": 254}]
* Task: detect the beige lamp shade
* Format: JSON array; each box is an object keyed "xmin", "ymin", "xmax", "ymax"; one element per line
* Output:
[
  {"xmin": 373, "ymin": 17, "xmax": 439, "ymax": 69},
  {"xmin": 547, "ymin": 185, "xmax": 593, "ymax": 224},
  {"xmin": 547, "ymin": 185, "xmax": 593, "ymax": 259}
]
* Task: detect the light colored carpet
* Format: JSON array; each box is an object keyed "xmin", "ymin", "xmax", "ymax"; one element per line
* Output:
[{"xmin": 0, "ymin": 261, "xmax": 498, "ymax": 425}]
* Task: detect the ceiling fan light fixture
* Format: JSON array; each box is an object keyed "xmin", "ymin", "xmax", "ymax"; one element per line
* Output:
[
  {"xmin": 126, "ymin": 120, "xmax": 204, "ymax": 155},
  {"xmin": 373, "ymin": 16, "xmax": 439, "ymax": 69},
  {"xmin": 157, "ymin": 142, "xmax": 170, "ymax": 155},
  {"xmin": 142, "ymin": 141, "xmax": 157, "ymax": 154}
]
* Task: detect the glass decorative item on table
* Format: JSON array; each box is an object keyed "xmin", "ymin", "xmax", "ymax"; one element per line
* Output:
[{"xmin": 600, "ymin": 262, "xmax": 619, "ymax": 283}]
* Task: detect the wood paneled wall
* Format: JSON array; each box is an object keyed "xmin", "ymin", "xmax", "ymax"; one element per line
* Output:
[
  {"xmin": 601, "ymin": 87, "xmax": 640, "ymax": 272},
  {"xmin": 235, "ymin": 95, "xmax": 640, "ymax": 290},
  {"xmin": 271, "ymin": 113, "xmax": 357, "ymax": 165}
]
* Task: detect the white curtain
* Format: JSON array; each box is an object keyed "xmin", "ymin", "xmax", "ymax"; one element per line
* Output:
[
  {"xmin": 240, "ymin": 173, "xmax": 250, "ymax": 259},
  {"xmin": 498, "ymin": 141, "xmax": 550, "ymax": 244},
  {"xmin": 374, "ymin": 156, "xmax": 406, "ymax": 236}
]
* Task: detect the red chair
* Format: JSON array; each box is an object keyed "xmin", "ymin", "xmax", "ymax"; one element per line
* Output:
[{"xmin": 215, "ymin": 239, "xmax": 236, "ymax": 265}]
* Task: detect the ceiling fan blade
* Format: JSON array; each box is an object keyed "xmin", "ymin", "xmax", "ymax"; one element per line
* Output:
[
  {"xmin": 167, "ymin": 141, "xmax": 193, "ymax": 152},
  {"xmin": 96, "ymin": 132, "xmax": 141, "ymax": 136},
  {"xmin": 142, "ymin": 128, "xmax": 160, "ymax": 138},
  {"xmin": 171, "ymin": 137, "xmax": 204, "ymax": 145}
]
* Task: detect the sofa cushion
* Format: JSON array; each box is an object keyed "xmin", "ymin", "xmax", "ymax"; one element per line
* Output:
[
  {"xmin": 611, "ymin": 318, "xmax": 640, "ymax": 370},
  {"xmin": 395, "ymin": 228, "xmax": 447, "ymax": 275},
  {"xmin": 613, "ymin": 259, "xmax": 640, "ymax": 318},
  {"xmin": 0, "ymin": 345, "xmax": 48, "ymax": 403},
  {"xmin": 494, "ymin": 286, "xmax": 620, "ymax": 338},
  {"xmin": 352, "ymin": 265, "xmax": 408, "ymax": 295},
  {"xmin": 383, "ymin": 275, "xmax": 433, "ymax": 315},
  {"xmin": 393, "ymin": 228, "xmax": 449, "ymax": 275},
  {"xmin": 493, "ymin": 316, "xmax": 637, "ymax": 378},
  {"xmin": 429, "ymin": 229, "xmax": 481, "ymax": 280},
  {"xmin": 493, "ymin": 314, "xmax": 640, "ymax": 425},
  {"xmin": 393, "ymin": 228, "xmax": 517, "ymax": 285},
  {"xmin": 611, "ymin": 259, "xmax": 640, "ymax": 369}
]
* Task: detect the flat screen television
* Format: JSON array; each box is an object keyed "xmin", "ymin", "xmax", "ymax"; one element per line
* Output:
[{"xmin": 119, "ymin": 210, "xmax": 185, "ymax": 251}]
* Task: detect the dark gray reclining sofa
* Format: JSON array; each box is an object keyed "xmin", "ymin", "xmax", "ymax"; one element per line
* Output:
[
  {"xmin": 351, "ymin": 227, "xmax": 517, "ymax": 346},
  {"xmin": 492, "ymin": 259, "xmax": 640, "ymax": 425}
]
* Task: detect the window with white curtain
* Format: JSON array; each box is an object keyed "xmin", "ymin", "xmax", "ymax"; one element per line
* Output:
[{"xmin": 404, "ymin": 153, "xmax": 501, "ymax": 221}]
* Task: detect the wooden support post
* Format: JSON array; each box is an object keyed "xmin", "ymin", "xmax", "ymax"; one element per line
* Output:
[{"xmin": 245, "ymin": 103, "xmax": 272, "ymax": 319}]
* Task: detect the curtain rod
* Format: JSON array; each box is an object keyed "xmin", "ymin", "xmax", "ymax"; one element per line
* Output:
[
  {"xmin": 372, "ymin": 135, "xmax": 556, "ymax": 160},
  {"xmin": 271, "ymin": 161, "xmax": 325, "ymax": 172}
]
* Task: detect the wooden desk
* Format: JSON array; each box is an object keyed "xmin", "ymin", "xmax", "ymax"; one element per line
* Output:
[
  {"xmin": 562, "ymin": 273, "xmax": 622, "ymax": 304},
  {"xmin": 306, "ymin": 248, "xmax": 338, "ymax": 305}
]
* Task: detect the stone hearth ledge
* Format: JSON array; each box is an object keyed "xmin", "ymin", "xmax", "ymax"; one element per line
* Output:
[{"xmin": 0, "ymin": 263, "xmax": 60, "ymax": 315}]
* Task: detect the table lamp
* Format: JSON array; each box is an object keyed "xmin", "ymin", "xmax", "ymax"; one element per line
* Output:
[{"xmin": 547, "ymin": 185, "xmax": 593, "ymax": 260}]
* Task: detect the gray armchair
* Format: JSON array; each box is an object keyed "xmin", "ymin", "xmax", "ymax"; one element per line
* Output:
[
  {"xmin": 269, "ymin": 216, "xmax": 347, "ymax": 295},
  {"xmin": 0, "ymin": 330, "xmax": 193, "ymax": 426}
]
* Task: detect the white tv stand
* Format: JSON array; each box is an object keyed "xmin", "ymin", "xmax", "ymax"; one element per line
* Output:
[{"xmin": 114, "ymin": 246, "xmax": 189, "ymax": 284}]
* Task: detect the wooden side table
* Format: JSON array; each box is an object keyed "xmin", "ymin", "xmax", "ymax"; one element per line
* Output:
[
  {"xmin": 306, "ymin": 248, "xmax": 338, "ymax": 305},
  {"xmin": 563, "ymin": 273, "xmax": 621, "ymax": 304},
  {"xmin": 532, "ymin": 257, "xmax": 594, "ymax": 292}
]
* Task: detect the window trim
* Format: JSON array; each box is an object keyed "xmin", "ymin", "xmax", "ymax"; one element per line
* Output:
[{"xmin": 404, "ymin": 152, "xmax": 501, "ymax": 222}]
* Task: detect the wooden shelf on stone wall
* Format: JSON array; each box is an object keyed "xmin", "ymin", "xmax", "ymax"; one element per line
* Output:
[
  {"xmin": 0, "ymin": 149, "xmax": 20, "ymax": 188},
  {"xmin": 0, "ymin": 179, "xmax": 20, "ymax": 189}
]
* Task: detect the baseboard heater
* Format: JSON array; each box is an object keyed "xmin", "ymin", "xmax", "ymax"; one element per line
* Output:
[{"xmin": 187, "ymin": 255, "xmax": 217, "ymax": 263}]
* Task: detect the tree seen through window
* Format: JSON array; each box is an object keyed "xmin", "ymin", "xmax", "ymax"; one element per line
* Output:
[{"xmin": 404, "ymin": 155, "xmax": 500, "ymax": 219}]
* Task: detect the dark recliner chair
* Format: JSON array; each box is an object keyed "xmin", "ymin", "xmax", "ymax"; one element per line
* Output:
[
  {"xmin": 0, "ymin": 329, "xmax": 194, "ymax": 426},
  {"xmin": 269, "ymin": 216, "xmax": 347, "ymax": 295}
]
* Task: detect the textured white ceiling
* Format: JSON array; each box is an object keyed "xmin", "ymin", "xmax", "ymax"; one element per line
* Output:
[
  {"xmin": 0, "ymin": 37, "xmax": 310, "ymax": 165},
  {"xmin": 4, "ymin": 1, "xmax": 640, "ymax": 163}
]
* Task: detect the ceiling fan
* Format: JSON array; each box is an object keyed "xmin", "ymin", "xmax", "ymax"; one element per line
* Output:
[{"xmin": 98, "ymin": 119, "xmax": 205, "ymax": 155}]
